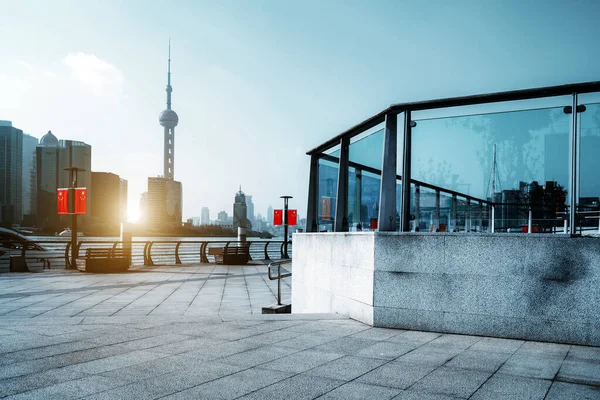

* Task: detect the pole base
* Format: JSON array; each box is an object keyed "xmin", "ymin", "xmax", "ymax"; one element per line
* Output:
[{"xmin": 261, "ymin": 304, "xmax": 292, "ymax": 314}]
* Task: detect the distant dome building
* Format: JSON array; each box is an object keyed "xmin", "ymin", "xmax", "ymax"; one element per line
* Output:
[
  {"xmin": 159, "ymin": 109, "xmax": 179, "ymax": 128},
  {"xmin": 39, "ymin": 130, "xmax": 59, "ymax": 147}
]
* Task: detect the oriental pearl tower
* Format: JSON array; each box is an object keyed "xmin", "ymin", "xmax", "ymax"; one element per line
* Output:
[{"xmin": 159, "ymin": 40, "xmax": 179, "ymax": 181}]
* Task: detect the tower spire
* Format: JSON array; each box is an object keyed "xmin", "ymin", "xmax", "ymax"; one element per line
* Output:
[{"xmin": 166, "ymin": 39, "xmax": 172, "ymax": 110}]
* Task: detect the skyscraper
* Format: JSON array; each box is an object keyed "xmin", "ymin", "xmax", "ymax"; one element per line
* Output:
[
  {"xmin": 147, "ymin": 41, "xmax": 183, "ymax": 228},
  {"xmin": 201, "ymin": 207, "xmax": 210, "ymax": 225},
  {"xmin": 36, "ymin": 131, "xmax": 92, "ymax": 232},
  {"xmin": 246, "ymin": 195, "xmax": 255, "ymax": 226},
  {"xmin": 90, "ymin": 172, "xmax": 128, "ymax": 233},
  {"xmin": 267, "ymin": 206, "xmax": 273, "ymax": 225},
  {"xmin": 233, "ymin": 187, "xmax": 251, "ymax": 230},
  {"xmin": 22, "ymin": 133, "xmax": 38, "ymax": 217},
  {"xmin": 0, "ymin": 121, "xmax": 23, "ymax": 225}
]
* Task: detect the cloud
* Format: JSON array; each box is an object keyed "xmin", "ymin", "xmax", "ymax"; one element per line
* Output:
[{"xmin": 64, "ymin": 53, "xmax": 125, "ymax": 96}]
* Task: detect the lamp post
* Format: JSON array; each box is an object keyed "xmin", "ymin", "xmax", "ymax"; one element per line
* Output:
[
  {"xmin": 64, "ymin": 167, "xmax": 85, "ymax": 269},
  {"xmin": 280, "ymin": 196, "xmax": 292, "ymax": 259}
]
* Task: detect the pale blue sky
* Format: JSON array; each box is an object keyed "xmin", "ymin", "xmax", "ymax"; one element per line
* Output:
[{"xmin": 1, "ymin": 0, "xmax": 599, "ymax": 221}]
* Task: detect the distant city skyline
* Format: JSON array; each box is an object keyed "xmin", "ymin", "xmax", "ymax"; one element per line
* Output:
[{"xmin": 1, "ymin": 0, "xmax": 599, "ymax": 221}]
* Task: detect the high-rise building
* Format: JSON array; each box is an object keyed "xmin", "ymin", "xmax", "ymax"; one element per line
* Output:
[
  {"xmin": 0, "ymin": 121, "xmax": 23, "ymax": 226},
  {"xmin": 246, "ymin": 195, "xmax": 255, "ymax": 226},
  {"xmin": 36, "ymin": 131, "xmax": 92, "ymax": 232},
  {"xmin": 146, "ymin": 41, "xmax": 183, "ymax": 228},
  {"xmin": 140, "ymin": 192, "xmax": 148, "ymax": 221},
  {"xmin": 147, "ymin": 177, "xmax": 182, "ymax": 228},
  {"xmin": 0, "ymin": 121, "xmax": 23, "ymax": 225},
  {"xmin": 267, "ymin": 206, "xmax": 273, "ymax": 225},
  {"xmin": 90, "ymin": 172, "xmax": 127, "ymax": 233},
  {"xmin": 218, "ymin": 211, "xmax": 228, "ymax": 222},
  {"xmin": 233, "ymin": 187, "xmax": 251, "ymax": 229},
  {"xmin": 201, "ymin": 207, "xmax": 210, "ymax": 225},
  {"xmin": 22, "ymin": 133, "xmax": 38, "ymax": 217}
]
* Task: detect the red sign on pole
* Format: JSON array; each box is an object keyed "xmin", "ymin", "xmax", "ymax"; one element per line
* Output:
[
  {"xmin": 287, "ymin": 209, "xmax": 297, "ymax": 226},
  {"xmin": 57, "ymin": 188, "xmax": 69, "ymax": 214},
  {"xmin": 274, "ymin": 209, "xmax": 283, "ymax": 226},
  {"xmin": 74, "ymin": 188, "xmax": 87, "ymax": 215}
]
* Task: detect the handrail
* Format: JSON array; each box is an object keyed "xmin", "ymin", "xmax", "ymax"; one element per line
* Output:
[
  {"xmin": 308, "ymin": 80, "xmax": 600, "ymax": 155},
  {"xmin": 267, "ymin": 259, "xmax": 292, "ymax": 306}
]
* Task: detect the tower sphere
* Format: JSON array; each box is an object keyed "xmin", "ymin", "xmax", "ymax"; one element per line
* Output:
[{"xmin": 159, "ymin": 109, "xmax": 179, "ymax": 128}]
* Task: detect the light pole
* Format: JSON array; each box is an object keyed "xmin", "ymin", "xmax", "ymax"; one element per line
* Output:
[
  {"xmin": 64, "ymin": 167, "xmax": 85, "ymax": 269},
  {"xmin": 280, "ymin": 196, "xmax": 292, "ymax": 259}
]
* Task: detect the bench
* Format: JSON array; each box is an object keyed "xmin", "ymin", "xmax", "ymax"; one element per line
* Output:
[
  {"xmin": 208, "ymin": 246, "xmax": 250, "ymax": 265},
  {"xmin": 77, "ymin": 248, "xmax": 130, "ymax": 273}
]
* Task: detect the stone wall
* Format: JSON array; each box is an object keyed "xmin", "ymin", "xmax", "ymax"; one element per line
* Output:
[
  {"xmin": 291, "ymin": 233, "xmax": 375, "ymax": 324},
  {"xmin": 292, "ymin": 232, "xmax": 600, "ymax": 346}
]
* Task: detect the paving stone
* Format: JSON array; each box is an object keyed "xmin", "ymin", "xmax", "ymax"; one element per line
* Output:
[
  {"xmin": 545, "ymin": 381, "xmax": 600, "ymax": 400},
  {"xmin": 410, "ymin": 367, "xmax": 491, "ymax": 398},
  {"xmin": 319, "ymin": 382, "xmax": 401, "ymax": 399},
  {"xmin": 470, "ymin": 373, "xmax": 552, "ymax": 400},
  {"xmin": 497, "ymin": 353, "xmax": 564, "ymax": 380},
  {"xmin": 356, "ymin": 341, "xmax": 418, "ymax": 360},
  {"xmin": 161, "ymin": 367, "xmax": 293, "ymax": 399},
  {"xmin": 305, "ymin": 355, "xmax": 386, "ymax": 381},
  {"xmin": 5, "ymin": 375, "xmax": 129, "ymax": 400},
  {"xmin": 392, "ymin": 391, "xmax": 461, "ymax": 399},
  {"xmin": 356, "ymin": 361, "xmax": 436, "ymax": 389},
  {"xmin": 216, "ymin": 346, "xmax": 298, "ymax": 368},
  {"xmin": 557, "ymin": 358, "xmax": 600, "ymax": 386},
  {"xmin": 259, "ymin": 349, "xmax": 344, "ymax": 373},
  {"xmin": 312, "ymin": 337, "xmax": 380, "ymax": 355},
  {"xmin": 238, "ymin": 373, "xmax": 345, "ymax": 400},
  {"xmin": 444, "ymin": 349, "xmax": 510, "ymax": 373}
]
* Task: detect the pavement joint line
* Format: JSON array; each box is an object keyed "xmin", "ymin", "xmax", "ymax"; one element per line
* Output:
[
  {"xmin": 29, "ymin": 289, "xmax": 104, "ymax": 318},
  {"xmin": 144, "ymin": 278, "xmax": 187, "ymax": 317},
  {"xmin": 183, "ymin": 264, "xmax": 217, "ymax": 315},
  {"xmin": 466, "ymin": 338, "xmax": 527, "ymax": 399},
  {"xmin": 402, "ymin": 333, "xmax": 484, "ymax": 394}
]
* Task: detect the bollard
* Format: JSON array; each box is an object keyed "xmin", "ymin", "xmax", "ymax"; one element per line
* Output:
[{"xmin": 528, "ymin": 209, "xmax": 532, "ymax": 234}]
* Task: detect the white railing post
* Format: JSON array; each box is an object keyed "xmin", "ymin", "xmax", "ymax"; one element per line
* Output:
[{"xmin": 528, "ymin": 209, "xmax": 532, "ymax": 234}]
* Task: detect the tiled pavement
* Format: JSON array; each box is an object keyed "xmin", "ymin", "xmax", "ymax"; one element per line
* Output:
[{"xmin": 0, "ymin": 264, "xmax": 599, "ymax": 399}]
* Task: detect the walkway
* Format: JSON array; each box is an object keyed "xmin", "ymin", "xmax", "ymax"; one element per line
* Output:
[{"xmin": 0, "ymin": 265, "xmax": 598, "ymax": 399}]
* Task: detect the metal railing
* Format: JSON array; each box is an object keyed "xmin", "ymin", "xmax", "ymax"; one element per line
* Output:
[
  {"xmin": 267, "ymin": 259, "xmax": 292, "ymax": 306},
  {"xmin": 1, "ymin": 238, "xmax": 292, "ymax": 271}
]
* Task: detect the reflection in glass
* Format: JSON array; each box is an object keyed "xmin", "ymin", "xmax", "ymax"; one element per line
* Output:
[
  {"xmin": 317, "ymin": 156, "xmax": 338, "ymax": 232},
  {"xmin": 411, "ymin": 104, "xmax": 570, "ymax": 232},
  {"xmin": 577, "ymin": 102, "xmax": 600, "ymax": 233}
]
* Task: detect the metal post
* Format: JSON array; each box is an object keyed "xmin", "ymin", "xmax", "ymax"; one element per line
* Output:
[
  {"xmin": 569, "ymin": 93, "xmax": 579, "ymax": 234},
  {"xmin": 434, "ymin": 190, "xmax": 440, "ymax": 232},
  {"xmin": 334, "ymin": 138, "xmax": 349, "ymax": 232},
  {"xmin": 355, "ymin": 168, "xmax": 362, "ymax": 229},
  {"xmin": 71, "ymin": 170, "xmax": 77, "ymax": 269},
  {"xmin": 491, "ymin": 205, "xmax": 495, "ymax": 233},
  {"xmin": 414, "ymin": 184, "xmax": 420, "ymax": 231},
  {"xmin": 528, "ymin": 209, "xmax": 532, "ymax": 233},
  {"xmin": 479, "ymin": 202, "xmax": 483, "ymax": 232},
  {"xmin": 451, "ymin": 194, "xmax": 457, "ymax": 232},
  {"xmin": 563, "ymin": 218, "xmax": 568, "ymax": 234},
  {"xmin": 281, "ymin": 196, "xmax": 292, "ymax": 258},
  {"xmin": 378, "ymin": 112, "xmax": 398, "ymax": 231},
  {"xmin": 466, "ymin": 199, "xmax": 471, "ymax": 232},
  {"xmin": 400, "ymin": 111, "xmax": 412, "ymax": 232},
  {"xmin": 306, "ymin": 155, "xmax": 319, "ymax": 232}
]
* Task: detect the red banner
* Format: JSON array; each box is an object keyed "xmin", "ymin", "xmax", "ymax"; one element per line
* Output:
[
  {"xmin": 370, "ymin": 218, "xmax": 378, "ymax": 230},
  {"xmin": 74, "ymin": 188, "xmax": 87, "ymax": 215},
  {"xmin": 287, "ymin": 209, "xmax": 297, "ymax": 226},
  {"xmin": 273, "ymin": 209, "xmax": 283, "ymax": 226},
  {"xmin": 57, "ymin": 189, "xmax": 69, "ymax": 214}
]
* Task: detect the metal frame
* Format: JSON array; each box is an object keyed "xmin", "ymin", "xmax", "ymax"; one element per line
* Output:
[{"xmin": 306, "ymin": 81, "xmax": 600, "ymax": 235}]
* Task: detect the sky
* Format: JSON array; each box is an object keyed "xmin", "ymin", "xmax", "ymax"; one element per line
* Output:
[{"xmin": 1, "ymin": 0, "xmax": 600, "ymax": 222}]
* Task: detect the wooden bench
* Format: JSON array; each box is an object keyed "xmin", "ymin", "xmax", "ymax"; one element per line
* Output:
[
  {"xmin": 208, "ymin": 246, "xmax": 250, "ymax": 265},
  {"xmin": 77, "ymin": 248, "xmax": 130, "ymax": 273}
]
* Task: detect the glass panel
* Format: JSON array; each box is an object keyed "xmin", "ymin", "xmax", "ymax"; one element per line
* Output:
[
  {"xmin": 348, "ymin": 130, "xmax": 384, "ymax": 231},
  {"xmin": 317, "ymin": 156, "xmax": 338, "ymax": 232},
  {"xmin": 577, "ymin": 100, "xmax": 600, "ymax": 235},
  {"xmin": 411, "ymin": 100, "xmax": 570, "ymax": 233}
]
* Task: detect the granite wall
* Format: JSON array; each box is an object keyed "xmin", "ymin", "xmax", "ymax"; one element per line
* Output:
[{"xmin": 292, "ymin": 232, "xmax": 600, "ymax": 346}]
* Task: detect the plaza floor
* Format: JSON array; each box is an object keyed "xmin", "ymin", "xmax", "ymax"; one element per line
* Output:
[{"xmin": 0, "ymin": 264, "xmax": 598, "ymax": 399}]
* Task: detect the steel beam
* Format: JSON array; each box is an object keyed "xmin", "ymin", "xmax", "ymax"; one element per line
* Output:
[
  {"xmin": 378, "ymin": 113, "xmax": 398, "ymax": 231},
  {"xmin": 334, "ymin": 137, "xmax": 350, "ymax": 232},
  {"xmin": 400, "ymin": 111, "xmax": 412, "ymax": 232}
]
